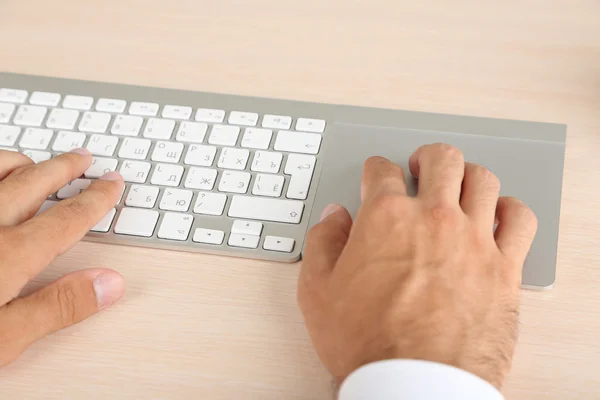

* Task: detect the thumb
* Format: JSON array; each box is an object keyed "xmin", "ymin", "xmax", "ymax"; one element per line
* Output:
[
  {"xmin": 302, "ymin": 204, "xmax": 353, "ymax": 279},
  {"xmin": 0, "ymin": 268, "xmax": 125, "ymax": 367}
]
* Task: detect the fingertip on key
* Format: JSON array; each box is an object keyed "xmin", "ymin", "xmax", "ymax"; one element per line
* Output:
[
  {"xmin": 99, "ymin": 171, "xmax": 124, "ymax": 181},
  {"xmin": 70, "ymin": 148, "xmax": 91, "ymax": 157}
]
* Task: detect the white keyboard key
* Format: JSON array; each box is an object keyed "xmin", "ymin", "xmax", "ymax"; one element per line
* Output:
[
  {"xmin": 218, "ymin": 170, "xmax": 251, "ymax": 194},
  {"xmin": 52, "ymin": 131, "xmax": 86, "ymax": 152},
  {"xmin": 151, "ymin": 163, "xmax": 184, "ymax": 187},
  {"xmin": 86, "ymin": 134, "xmax": 119, "ymax": 156},
  {"xmin": 151, "ymin": 141, "xmax": 184, "ymax": 163},
  {"xmin": 0, "ymin": 102, "xmax": 16, "ymax": 123},
  {"xmin": 162, "ymin": 105, "xmax": 192, "ymax": 120},
  {"xmin": 285, "ymin": 154, "xmax": 316, "ymax": 200},
  {"xmin": 30, "ymin": 92, "xmax": 61, "ymax": 107},
  {"xmin": 262, "ymin": 115, "xmax": 292, "ymax": 130},
  {"xmin": 217, "ymin": 147, "xmax": 249, "ymax": 170},
  {"xmin": 287, "ymin": 174, "xmax": 313, "ymax": 200},
  {"xmin": 263, "ymin": 236, "xmax": 295, "ymax": 253},
  {"xmin": 195, "ymin": 108, "xmax": 225, "ymax": 123},
  {"xmin": 193, "ymin": 192, "xmax": 227, "ymax": 216},
  {"xmin": 158, "ymin": 212, "xmax": 194, "ymax": 240},
  {"xmin": 184, "ymin": 144, "xmax": 216, "ymax": 166},
  {"xmin": 0, "ymin": 147, "xmax": 18, "ymax": 152},
  {"xmin": 78, "ymin": 111, "xmax": 111, "ymax": 133},
  {"xmin": 36, "ymin": 199, "xmax": 59, "ymax": 215},
  {"xmin": 232, "ymin": 220, "xmax": 263, "ymax": 236},
  {"xmin": 252, "ymin": 173, "xmax": 284, "ymax": 197},
  {"xmin": 19, "ymin": 128, "xmax": 53, "ymax": 150},
  {"xmin": 274, "ymin": 131, "xmax": 322, "ymax": 155},
  {"xmin": 129, "ymin": 102, "xmax": 159, "ymax": 117},
  {"xmin": 96, "ymin": 98, "xmax": 127, "ymax": 113},
  {"xmin": 228, "ymin": 233, "xmax": 260, "ymax": 249},
  {"xmin": 63, "ymin": 95, "xmax": 93, "ymax": 111},
  {"xmin": 46, "ymin": 108, "xmax": 79, "ymax": 130},
  {"xmin": 119, "ymin": 160, "xmax": 151, "ymax": 183},
  {"xmin": 125, "ymin": 185, "xmax": 159, "ymax": 208},
  {"xmin": 228, "ymin": 196, "xmax": 304, "ymax": 224},
  {"xmin": 296, "ymin": 118, "xmax": 326, "ymax": 133},
  {"xmin": 57, "ymin": 179, "xmax": 91, "ymax": 199},
  {"xmin": 114, "ymin": 208, "xmax": 159, "ymax": 237},
  {"xmin": 22, "ymin": 149, "xmax": 51, "ymax": 163},
  {"xmin": 0, "ymin": 125, "xmax": 20, "ymax": 146},
  {"xmin": 251, "ymin": 151, "xmax": 282, "ymax": 173},
  {"xmin": 91, "ymin": 208, "xmax": 117, "ymax": 233},
  {"xmin": 284, "ymin": 153, "xmax": 316, "ymax": 175},
  {"xmin": 241, "ymin": 128, "xmax": 272, "ymax": 150},
  {"xmin": 208, "ymin": 124, "xmax": 240, "ymax": 146},
  {"xmin": 193, "ymin": 228, "xmax": 225, "ymax": 245},
  {"xmin": 228, "ymin": 111, "xmax": 259, "ymax": 127},
  {"xmin": 119, "ymin": 138, "xmax": 151, "ymax": 160},
  {"xmin": 175, "ymin": 121, "xmax": 207, "ymax": 143},
  {"xmin": 85, "ymin": 157, "xmax": 118, "ymax": 178},
  {"xmin": 13, "ymin": 105, "xmax": 47, "ymax": 127},
  {"xmin": 111, "ymin": 115, "xmax": 143, "ymax": 136},
  {"xmin": 184, "ymin": 167, "xmax": 217, "ymax": 190},
  {"xmin": 0, "ymin": 89, "xmax": 28, "ymax": 103},
  {"xmin": 143, "ymin": 118, "xmax": 175, "ymax": 140},
  {"xmin": 159, "ymin": 189, "xmax": 193, "ymax": 212}
]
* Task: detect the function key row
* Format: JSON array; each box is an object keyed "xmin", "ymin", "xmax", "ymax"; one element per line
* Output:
[{"xmin": 0, "ymin": 88, "xmax": 326, "ymax": 133}]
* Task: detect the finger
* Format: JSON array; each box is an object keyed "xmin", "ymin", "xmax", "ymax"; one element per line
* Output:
[
  {"xmin": 408, "ymin": 143, "xmax": 465, "ymax": 205},
  {"xmin": 0, "ymin": 268, "xmax": 125, "ymax": 368},
  {"xmin": 0, "ymin": 150, "xmax": 33, "ymax": 180},
  {"xmin": 495, "ymin": 197, "xmax": 538, "ymax": 266},
  {"xmin": 460, "ymin": 162, "xmax": 501, "ymax": 226},
  {"xmin": 302, "ymin": 204, "xmax": 353, "ymax": 278},
  {"xmin": 0, "ymin": 148, "xmax": 93, "ymax": 226},
  {"xmin": 361, "ymin": 156, "xmax": 407, "ymax": 202},
  {"xmin": 10, "ymin": 172, "xmax": 124, "ymax": 280}
]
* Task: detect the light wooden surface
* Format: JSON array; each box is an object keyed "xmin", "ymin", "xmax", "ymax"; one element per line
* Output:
[{"xmin": 1, "ymin": 1, "xmax": 599, "ymax": 399}]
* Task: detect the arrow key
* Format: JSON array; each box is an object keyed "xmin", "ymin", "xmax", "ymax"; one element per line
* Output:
[
  {"xmin": 264, "ymin": 236, "xmax": 295, "ymax": 253},
  {"xmin": 228, "ymin": 233, "xmax": 260, "ymax": 249},
  {"xmin": 232, "ymin": 220, "xmax": 263, "ymax": 236},
  {"xmin": 193, "ymin": 228, "xmax": 225, "ymax": 245}
]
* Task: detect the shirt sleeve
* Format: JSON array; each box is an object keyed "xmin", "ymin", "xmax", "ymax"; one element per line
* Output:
[{"xmin": 338, "ymin": 359, "xmax": 504, "ymax": 400}]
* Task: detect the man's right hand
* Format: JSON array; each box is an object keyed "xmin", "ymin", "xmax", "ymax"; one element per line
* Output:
[{"xmin": 298, "ymin": 144, "xmax": 538, "ymax": 389}]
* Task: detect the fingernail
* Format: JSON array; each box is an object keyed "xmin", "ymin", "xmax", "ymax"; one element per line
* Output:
[
  {"xmin": 320, "ymin": 204, "xmax": 342, "ymax": 221},
  {"xmin": 99, "ymin": 171, "xmax": 123, "ymax": 181},
  {"xmin": 70, "ymin": 148, "xmax": 91, "ymax": 156},
  {"xmin": 93, "ymin": 272, "xmax": 126, "ymax": 309}
]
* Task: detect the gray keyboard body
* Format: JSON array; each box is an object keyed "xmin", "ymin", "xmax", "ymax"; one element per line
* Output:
[{"xmin": 0, "ymin": 72, "xmax": 566, "ymax": 288}]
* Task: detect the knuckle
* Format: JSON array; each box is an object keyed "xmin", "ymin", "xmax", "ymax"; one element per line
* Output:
[
  {"xmin": 511, "ymin": 199, "xmax": 538, "ymax": 227},
  {"xmin": 370, "ymin": 193, "xmax": 407, "ymax": 218},
  {"xmin": 59, "ymin": 198, "xmax": 89, "ymax": 220},
  {"xmin": 427, "ymin": 203, "xmax": 460, "ymax": 227},
  {"xmin": 5, "ymin": 165, "xmax": 31, "ymax": 185},
  {"xmin": 53, "ymin": 283, "xmax": 79, "ymax": 327},
  {"xmin": 433, "ymin": 143, "xmax": 464, "ymax": 162},
  {"xmin": 473, "ymin": 165, "xmax": 500, "ymax": 189}
]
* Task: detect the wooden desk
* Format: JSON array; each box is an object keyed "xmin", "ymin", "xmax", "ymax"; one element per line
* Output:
[{"xmin": 1, "ymin": 1, "xmax": 599, "ymax": 398}]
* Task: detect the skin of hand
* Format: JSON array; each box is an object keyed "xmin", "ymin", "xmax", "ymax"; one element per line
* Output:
[
  {"xmin": 298, "ymin": 144, "xmax": 538, "ymax": 389},
  {"xmin": 0, "ymin": 148, "xmax": 126, "ymax": 368}
]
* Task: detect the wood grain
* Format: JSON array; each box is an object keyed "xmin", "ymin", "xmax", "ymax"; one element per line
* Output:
[{"xmin": 0, "ymin": 0, "xmax": 599, "ymax": 398}]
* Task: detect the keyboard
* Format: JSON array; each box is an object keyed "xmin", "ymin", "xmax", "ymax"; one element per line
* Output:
[
  {"xmin": 0, "ymin": 74, "xmax": 329, "ymax": 262},
  {"xmin": 0, "ymin": 73, "xmax": 566, "ymax": 287}
]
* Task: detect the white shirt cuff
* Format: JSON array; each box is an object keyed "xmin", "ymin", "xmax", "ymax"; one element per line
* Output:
[{"xmin": 338, "ymin": 359, "xmax": 504, "ymax": 400}]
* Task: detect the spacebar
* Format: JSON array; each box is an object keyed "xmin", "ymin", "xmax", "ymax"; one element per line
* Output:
[{"xmin": 228, "ymin": 195, "xmax": 304, "ymax": 224}]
